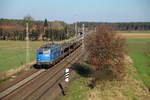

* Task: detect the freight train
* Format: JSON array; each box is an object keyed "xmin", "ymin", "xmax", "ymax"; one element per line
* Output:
[{"xmin": 36, "ymin": 38, "xmax": 82, "ymax": 68}]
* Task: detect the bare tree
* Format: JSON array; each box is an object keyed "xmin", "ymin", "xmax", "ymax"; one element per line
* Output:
[{"xmin": 85, "ymin": 25, "xmax": 126, "ymax": 82}]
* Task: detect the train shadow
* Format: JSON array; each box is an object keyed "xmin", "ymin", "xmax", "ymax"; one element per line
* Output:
[{"xmin": 33, "ymin": 64, "xmax": 53, "ymax": 69}]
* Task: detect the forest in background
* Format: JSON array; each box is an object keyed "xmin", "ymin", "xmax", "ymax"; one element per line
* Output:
[
  {"xmin": 0, "ymin": 16, "xmax": 76, "ymax": 41},
  {"xmin": 0, "ymin": 17, "xmax": 150, "ymax": 41},
  {"xmin": 78, "ymin": 22, "xmax": 150, "ymax": 31}
]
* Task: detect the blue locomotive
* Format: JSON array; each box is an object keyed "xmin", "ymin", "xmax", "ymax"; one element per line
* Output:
[
  {"xmin": 36, "ymin": 40, "xmax": 81, "ymax": 67},
  {"xmin": 36, "ymin": 44, "xmax": 62, "ymax": 65}
]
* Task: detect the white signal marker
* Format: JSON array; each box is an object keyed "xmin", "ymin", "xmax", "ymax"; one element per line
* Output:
[
  {"xmin": 65, "ymin": 78, "xmax": 69, "ymax": 82},
  {"xmin": 65, "ymin": 68, "xmax": 69, "ymax": 73},
  {"xmin": 65, "ymin": 68, "xmax": 69, "ymax": 82}
]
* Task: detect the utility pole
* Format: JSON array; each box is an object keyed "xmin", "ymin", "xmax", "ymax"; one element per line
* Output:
[
  {"xmin": 75, "ymin": 22, "xmax": 78, "ymax": 41},
  {"xmin": 52, "ymin": 29, "xmax": 54, "ymax": 44},
  {"xmin": 95, "ymin": 26, "xmax": 97, "ymax": 32},
  {"xmin": 82, "ymin": 24, "xmax": 85, "ymax": 54},
  {"xmin": 26, "ymin": 23, "xmax": 30, "ymax": 67},
  {"xmin": 82, "ymin": 24, "xmax": 85, "ymax": 35},
  {"xmin": 67, "ymin": 27, "xmax": 68, "ymax": 39}
]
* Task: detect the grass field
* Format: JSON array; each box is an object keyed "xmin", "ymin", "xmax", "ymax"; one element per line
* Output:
[
  {"xmin": 118, "ymin": 31, "xmax": 150, "ymax": 89},
  {"xmin": 126, "ymin": 38, "xmax": 150, "ymax": 89},
  {"xmin": 0, "ymin": 41, "xmax": 46, "ymax": 73},
  {"xmin": 120, "ymin": 31, "xmax": 150, "ymax": 90}
]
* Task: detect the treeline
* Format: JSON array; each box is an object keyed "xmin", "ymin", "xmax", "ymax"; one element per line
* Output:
[
  {"xmin": 1, "ymin": 17, "xmax": 150, "ymax": 41},
  {"xmin": 43, "ymin": 19, "xmax": 75, "ymax": 41},
  {"xmin": 44, "ymin": 26, "xmax": 75, "ymax": 41},
  {"xmin": 0, "ymin": 17, "xmax": 76, "ymax": 41},
  {"xmin": 78, "ymin": 22, "xmax": 150, "ymax": 31}
]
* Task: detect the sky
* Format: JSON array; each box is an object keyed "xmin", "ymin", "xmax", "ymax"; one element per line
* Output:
[{"xmin": 0, "ymin": 0, "xmax": 150, "ymax": 23}]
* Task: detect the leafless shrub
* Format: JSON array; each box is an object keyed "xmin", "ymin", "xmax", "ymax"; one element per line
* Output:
[{"xmin": 85, "ymin": 25, "xmax": 126, "ymax": 82}]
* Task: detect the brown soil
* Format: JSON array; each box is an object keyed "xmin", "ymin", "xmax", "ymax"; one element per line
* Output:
[{"xmin": 121, "ymin": 33, "xmax": 150, "ymax": 38}]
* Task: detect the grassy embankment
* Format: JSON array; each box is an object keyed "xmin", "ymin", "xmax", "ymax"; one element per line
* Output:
[{"xmin": 60, "ymin": 31, "xmax": 150, "ymax": 100}]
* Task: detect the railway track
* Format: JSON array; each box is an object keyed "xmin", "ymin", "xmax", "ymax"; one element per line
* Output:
[
  {"xmin": 0, "ymin": 46, "xmax": 82, "ymax": 100},
  {"xmin": 0, "ymin": 69, "xmax": 40, "ymax": 93}
]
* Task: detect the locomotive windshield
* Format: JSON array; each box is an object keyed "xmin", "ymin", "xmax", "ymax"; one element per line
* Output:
[
  {"xmin": 43, "ymin": 49, "xmax": 49, "ymax": 55},
  {"xmin": 38, "ymin": 51, "xmax": 43, "ymax": 54}
]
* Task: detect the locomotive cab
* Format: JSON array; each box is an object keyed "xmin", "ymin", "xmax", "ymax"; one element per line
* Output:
[
  {"xmin": 36, "ymin": 48, "xmax": 51, "ymax": 64},
  {"xmin": 36, "ymin": 44, "xmax": 62, "ymax": 66}
]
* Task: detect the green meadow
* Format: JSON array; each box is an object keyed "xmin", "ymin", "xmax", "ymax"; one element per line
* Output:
[
  {"xmin": 0, "ymin": 41, "xmax": 46, "ymax": 72},
  {"xmin": 126, "ymin": 38, "xmax": 150, "ymax": 89}
]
